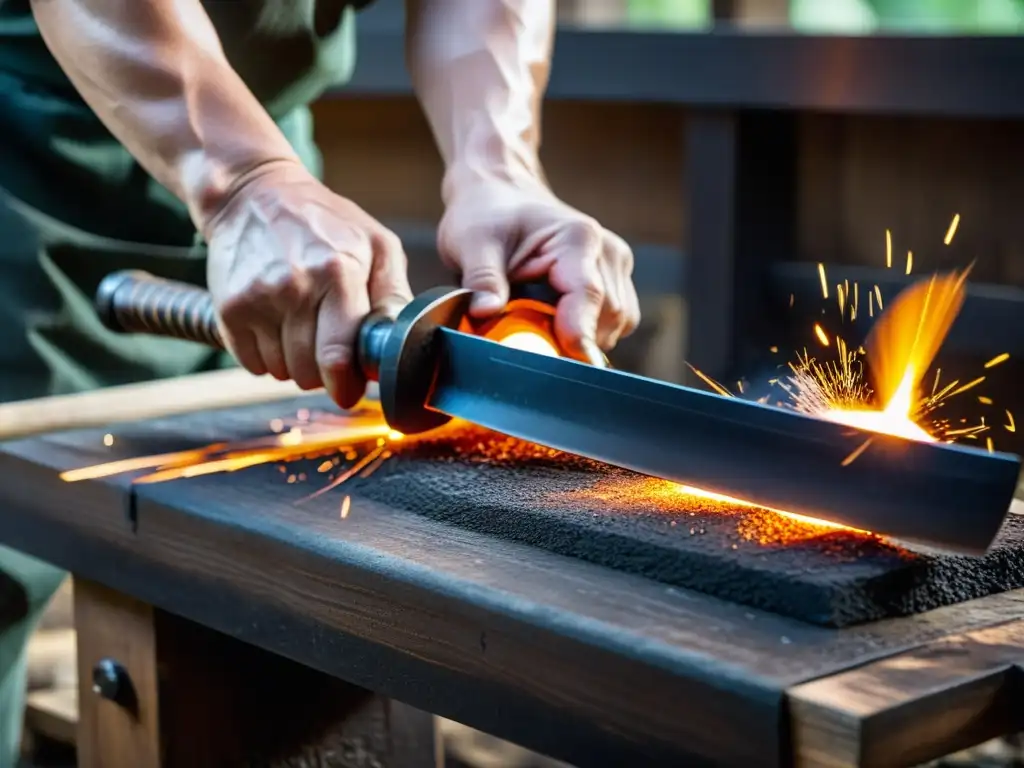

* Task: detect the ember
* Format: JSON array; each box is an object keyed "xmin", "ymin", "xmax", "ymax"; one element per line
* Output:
[{"xmin": 60, "ymin": 215, "xmax": 1010, "ymax": 546}]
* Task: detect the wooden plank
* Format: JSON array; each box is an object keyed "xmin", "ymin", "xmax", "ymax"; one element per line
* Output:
[
  {"xmin": 24, "ymin": 687, "xmax": 77, "ymax": 746},
  {"xmin": 150, "ymin": 608, "xmax": 440, "ymax": 767},
  {"xmin": 4, "ymin": 396, "xmax": 1024, "ymax": 766},
  {"xmin": 788, "ymin": 619, "xmax": 1024, "ymax": 768},
  {"xmin": 346, "ymin": 25, "xmax": 1024, "ymax": 118},
  {"xmin": 26, "ymin": 628, "xmax": 76, "ymax": 692},
  {"xmin": 24, "ymin": 628, "xmax": 77, "ymax": 746},
  {"xmin": 74, "ymin": 577, "xmax": 439, "ymax": 767},
  {"xmin": 75, "ymin": 579, "xmax": 162, "ymax": 767},
  {"xmin": 0, "ymin": 368, "xmax": 303, "ymax": 440}
]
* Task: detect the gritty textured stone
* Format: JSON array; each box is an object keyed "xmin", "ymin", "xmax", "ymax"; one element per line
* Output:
[{"xmin": 326, "ymin": 427, "xmax": 1024, "ymax": 628}]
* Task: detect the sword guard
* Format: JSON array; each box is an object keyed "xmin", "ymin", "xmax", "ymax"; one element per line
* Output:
[{"xmin": 358, "ymin": 287, "xmax": 472, "ymax": 435}]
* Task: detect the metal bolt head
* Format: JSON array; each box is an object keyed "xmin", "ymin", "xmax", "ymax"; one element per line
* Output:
[{"xmin": 92, "ymin": 658, "xmax": 125, "ymax": 702}]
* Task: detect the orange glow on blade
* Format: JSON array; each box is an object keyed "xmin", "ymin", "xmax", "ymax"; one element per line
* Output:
[{"xmin": 499, "ymin": 331, "xmax": 560, "ymax": 357}]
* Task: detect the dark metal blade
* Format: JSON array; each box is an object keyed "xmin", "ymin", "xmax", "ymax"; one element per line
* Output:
[{"xmin": 427, "ymin": 329, "xmax": 1020, "ymax": 554}]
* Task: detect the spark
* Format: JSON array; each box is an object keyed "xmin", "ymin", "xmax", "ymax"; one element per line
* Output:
[
  {"xmin": 686, "ymin": 363, "xmax": 733, "ymax": 398},
  {"xmin": 906, "ymin": 250, "xmax": 913, "ymax": 275},
  {"xmin": 985, "ymin": 352, "xmax": 1010, "ymax": 369},
  {"xmin": 944, "ymin": 213, "xmax": 960, "ymax": 245},
  {"xmin": 300, "ymin": 444, "xmax": 387, "ymax": 501},
  {"xmin": 1007, "ymin": 411, "xmax": 1016, "ymax": 433},
  {"xmin": 949, "ymin": 377, "xmax": 986, "ymax": 398},
  {"xmin": 813, "ymin": 324, "xmax": 829, "ymax": 346},
  {"xmin": 340, "ymin": 495, "xmax": 351, "ymax": 519},
  {"xmin": 102, "ymin": 434, "xmax": 114, "ymax": 447},
  {"xmin": 886, "ymin": 229, "xmax": 892, "ymax": 268},
  {"xmin": 818, "ymin": 263, "xmax": 828, "ymax": 298},
  {"xmin": 841, "ymin": 437, "xmax": 874, "ymax": 467}
]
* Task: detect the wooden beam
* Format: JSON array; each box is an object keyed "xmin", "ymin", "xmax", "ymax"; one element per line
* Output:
[
  {"xmin": 75, "ymin": 579, "xmax": 162, "ymax": 766},
  {"xmin": 0, "ymin": 369, "xmax": 305, "ymax": 440},
  {"xmin": 788, "ymin": 618, "xmax": 1024, "ymax": 768},
  {"xmin": 24, "ymin": 687, "xmax": 77, "ymax": 746},
  {"xmin": 74, "ymin": 578, "xmax": 440, "ymax": 767},
  {"xmin": 684, "ymin": 110, "xmax": 797, "ymax": 382}
]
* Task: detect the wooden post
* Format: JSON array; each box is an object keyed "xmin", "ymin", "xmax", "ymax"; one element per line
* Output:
[
  {"xmin": 74, "ymin": 578, "xmax": 440, "ymax": 768},
  {"xmin": 684, "ymin": 110, "xmax": 798, "ymax": 384},
  {"xmin": 74, "ymin": 581, "xmax": 161, "ymax": 766}
]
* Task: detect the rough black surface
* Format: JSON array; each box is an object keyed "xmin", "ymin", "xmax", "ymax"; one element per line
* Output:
[{"xmin": 290, "ymin": 426, "xmax": 1024, "ymax": 629}]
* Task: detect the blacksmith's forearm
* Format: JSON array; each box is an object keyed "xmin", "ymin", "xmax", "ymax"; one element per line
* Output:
[
  {"xmin": 405, "ymin": 0, "xmax": 554, "ymax": 200},
  {"xmin": 30, "ymin": 0, "xmax": 300, "ymax": 235}
]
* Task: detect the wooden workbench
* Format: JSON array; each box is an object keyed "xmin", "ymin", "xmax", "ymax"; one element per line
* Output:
[{"xmin": 0, "ymin": 373, "xmax": 1022, "ymax": 767}]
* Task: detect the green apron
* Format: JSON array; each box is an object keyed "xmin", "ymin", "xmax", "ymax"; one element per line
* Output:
[{"xmin": 0, "ymin": 1, "xmax": 373, "ymax": 761}]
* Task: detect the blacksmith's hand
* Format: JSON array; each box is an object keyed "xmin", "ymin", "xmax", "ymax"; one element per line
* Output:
[
  {"xmin": 439, "ymin": 174, "xmax": 641, "ymax": 361},
  {"xmin": 204, "ymin": 159, "xmax": 413, "ymax": 408}
]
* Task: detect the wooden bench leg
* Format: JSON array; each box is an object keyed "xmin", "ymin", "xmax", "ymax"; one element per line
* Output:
[{"xmin": 74, "ymin": 577, "xmax": 440, "ymax": 768}]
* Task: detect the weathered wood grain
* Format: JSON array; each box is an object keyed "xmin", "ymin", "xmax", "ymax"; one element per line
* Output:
[
  {"xmin": 0, "ymin": 368, "xmax": 304, "ymax": 441},
  {"xmin": 3, "ymin": 395, "xmax": 1024, "ymax": 766},
  {"xmin": 75, "ymin": 579, "xmax": 162, "ymax": 767},
  {"xmin": 75, "ymin": 577, "xmax": 440, "ymax": 768},
  {"xmin": 788, "ymin": 619, "xmax": 1024, "ymax": 768}
]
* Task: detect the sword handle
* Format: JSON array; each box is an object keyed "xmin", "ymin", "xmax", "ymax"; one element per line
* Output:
[
  {"xmin": 94, "ymin": 271, "xmax": 591, "ymax": 389},
  {"xmin": 95, "ymin": 270, "xmax": 224, "ymax": 349},
  {"xmin": 94, "ymin": 270, "xmax": 406, "ymax": 384}
]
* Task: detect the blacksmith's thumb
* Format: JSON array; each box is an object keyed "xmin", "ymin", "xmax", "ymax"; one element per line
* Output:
[{"xmin": 459, "ymin": 240, "xmax": 510, "ymax": 317}]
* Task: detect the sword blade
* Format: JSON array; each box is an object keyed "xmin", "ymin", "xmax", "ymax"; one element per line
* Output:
[{"xmin": 427, "ymin": 329, "xmax": 1020, "ymax": 554}]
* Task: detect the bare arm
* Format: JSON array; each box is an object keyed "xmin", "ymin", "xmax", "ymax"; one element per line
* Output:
[
  {"xmin": 404, "ymin": 0, "xmax": 639, "ymax": 358},
  {"xmin": 30, "ymin": 0, "xmax": 301, "ymax": 235},
  {"xmin": 32, "ymin": 0, "xmax": 414, "ymax": 408},
  {"xmin": 405, "ymin": 0, "xmax": 554, "ymax": 200}
]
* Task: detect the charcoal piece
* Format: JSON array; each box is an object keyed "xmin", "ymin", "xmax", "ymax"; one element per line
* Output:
[{"xmin": 326, "ymin": 428, "xmax": 1024, "ymax": 628}]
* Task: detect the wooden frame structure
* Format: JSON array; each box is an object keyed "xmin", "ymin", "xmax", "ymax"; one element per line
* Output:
[
  {"xmin": 4, "ymin": 8, "xmax": 1024, "ymax": 767},
  {"xmin": 0, "ymin": 373, "xmax": 1022, "ymax": 767}
]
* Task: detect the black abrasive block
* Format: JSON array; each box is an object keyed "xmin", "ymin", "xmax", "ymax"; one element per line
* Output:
[{"xmin": 308, "ymin": 426, "xmax": 1024, "ymax": 628}]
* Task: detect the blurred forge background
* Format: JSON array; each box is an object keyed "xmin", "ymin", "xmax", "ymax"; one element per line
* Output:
[{"xmin": 562, "ymin": 0, "xmax": 1024, "ymax": 32}]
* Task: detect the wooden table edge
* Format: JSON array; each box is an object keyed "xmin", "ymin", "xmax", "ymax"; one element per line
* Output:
[{"xmin": 785, "ymin": 615, "xmax": 1024, "ymax": 768}]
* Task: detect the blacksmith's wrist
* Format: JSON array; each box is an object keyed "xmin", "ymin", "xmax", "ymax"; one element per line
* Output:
[
  {"xmin": 192, "ymin": 157, "xmax": 305, "ymax": 241},
  {"xmin": 441, "ymin": 153, "xmax": 546, "ymax": 204}
]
